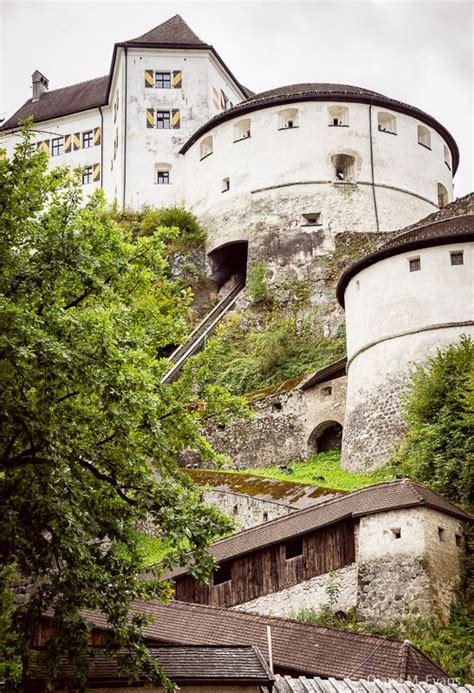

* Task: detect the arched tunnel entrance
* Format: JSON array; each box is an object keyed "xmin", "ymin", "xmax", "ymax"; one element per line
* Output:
[
  {"xmin": 308, "ymin": 420, "xmax": 343, "ymax": 454},
  {"xmin": 208, "ymin": 241, "xmax": 248, "ymax": 291}
]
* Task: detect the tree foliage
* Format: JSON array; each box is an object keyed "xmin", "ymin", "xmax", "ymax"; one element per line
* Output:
[
  {"xmin": 392, "ymin": 335, "xmax": 474, "ymax": 512},
  {"xmin": 0, "ymin": 127, "xmax": 243, "ymax": 689}
]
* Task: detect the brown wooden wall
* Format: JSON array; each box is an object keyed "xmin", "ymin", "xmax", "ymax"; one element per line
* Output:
[{"xmin": 173, "ymin": 519, "xmax": 356, "ymax": 608}]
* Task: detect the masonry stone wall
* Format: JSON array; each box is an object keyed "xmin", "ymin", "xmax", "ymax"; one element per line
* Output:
[
  {"xmin": 206, "ymin": 374, "xmax": 346, "ymax": 468},
  {"xmin": 232, "ymin": 563, "xmax": 358, "ymax": 618},
  {"xmin": 202, "ymin": 489, "xmax": 293, "ymax": 530}
]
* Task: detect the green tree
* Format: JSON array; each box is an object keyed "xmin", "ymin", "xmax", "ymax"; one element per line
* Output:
[
  {"xmin": 392, "ymin": 335, "xmax": 474, "ymax": 512},
  {"xmin": 0, "ymin": 128, "xmax": 242, "ymax": 690}
]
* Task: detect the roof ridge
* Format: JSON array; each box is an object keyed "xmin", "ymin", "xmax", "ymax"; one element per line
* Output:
[
  {"xmin": 35, "ymin": 74, "xmax": 108, "ymax": 97},
  {"xmin": 388, "ymin": 211, "xmax": 474, "ymax": 242}
]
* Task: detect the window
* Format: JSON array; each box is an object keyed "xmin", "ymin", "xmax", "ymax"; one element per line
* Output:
[
  {"xmin": 418, "ymin": 125, "xmax": 431, "ymax": 149},
  {"xmin": 214, "ymin": 562, "xmax": 232, "ymax": 585},
  {"xmin": 391, "ymin": 528, "xmax": 401, "ymax": 540},
  {"xmin": 409, "ymin": 257, "xmax": 421, "ymax": 272},
  {"xmin": 332, "ymin": 154, "xmax": 355, "ymax": 182},
  {"xmin": 321, "ymin": 386, "xmax": 332, "ymax": 397},
  {"xmin": 82, "ymin": 166, "xmax": 93, "ymax": 185},
  {"xmin": 263, "ymin": 512, "xmax": 269, "ymax": 522},
  {"xmin": 378, "ymin": 112, "xmax": 397, "ymax": 134},
  {"xmin": 328, "ymin": 105, "xmax": 349, "ymax": 127},
  {"xmin": 272, "ymin": 401, "xmax": 282, "ymax": 412},
  {"xmin": 444, "ymin": 145, "xmax": 451, "ymax": 170},
  {"xmin": 51, "ymin": 137, "xmax": 63, "ymax": 157},
  {"xmin": 438, "ymin": 183, "xmax": 448, "ymax": 208},
  {"xmin": 438, "ymin": 527, "xmax": 445, "ymax": 542},
  {"xmin": 221, "ymin": 177, "xmax": 230, "ymax": 193},
  {"xmin": 156, "ymin": 111, "xmax": 171, "ymax": 129},
  {"xmin": 450, "ymin": 251, "xmax": 464, "ymax": 266},
  {"xmin": 155, "ymin": 71, "xmax": 171, "ymax": 89},
  {"xmin": 157, "ymin": 170, "xmax": 170, "ymax": 185},
  {"xmin": 285, "ymin": 537, "xmax": 303, "ymax": 560},
  {"xmin": 82, "ymin": 130, "xmax": 93, "ymax": 148},
  {"xmin": 455, "ymin": 534, "xmax": 462, "ymax": 547},
  {"xmin": 200, "ymin": 135, "xmax": 213, "ymax": 160},
  {"xmin": 232, "ymin": 504, "xmax": 239, "ymax": 515},
  {"xmin": 301, "ymin": 212, "xmax": 322, "ymax": 226},
  {"xmin": 278, "ymin": 108, "xmax": 299, "ymax": 129},
  {"xmin": 233, "ymin": 118, "xmax": 251, "ymax": 142}
]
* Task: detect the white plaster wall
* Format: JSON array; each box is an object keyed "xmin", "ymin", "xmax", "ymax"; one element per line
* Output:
[
  {"xmin": 183, "ymin": 101, "xmax": 453, "ymax": 243},
  {"xmin": 232, "ymin": 563, "xmax": 358, "ymax": 618},
  {"xmin": 344, "ymin": 242, "xmax": 474, "ymax": 361}
]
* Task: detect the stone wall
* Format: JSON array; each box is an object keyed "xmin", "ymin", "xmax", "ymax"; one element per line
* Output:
[
  {"xmin": 232, "ymin": 563, "xmax": 358, "ymax": 618},
  {"xmin": 202, "ymin": 489, "xmax": 293, "ymax": 531},
  {"xmin": 206, "ymin": 374, "xmax": 346, "ymax": 469}
]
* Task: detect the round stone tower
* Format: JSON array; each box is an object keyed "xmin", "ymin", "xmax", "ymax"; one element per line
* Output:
[
  {"xmin": 181, "ymin": 83, "xmax": 458, "ymax": 290},
  {"xmin": 337, "ymin": 194, "xmax": 474, "ymax": 470}
]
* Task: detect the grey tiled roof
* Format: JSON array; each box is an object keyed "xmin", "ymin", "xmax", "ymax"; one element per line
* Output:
[
  {"xmin": 165, "ymin": 480, "xmax": 471, "ymax": 578},
  {"xmin": 126, "ymin": 14, "xmax": 207, "ymax": 46},
  {"xmin": 80, "ymin": 599, "xmax": 449, "ymax": 681},
  {"xmin": 272, "ymin": 675, "xmax": 474, "ymax": 693}
]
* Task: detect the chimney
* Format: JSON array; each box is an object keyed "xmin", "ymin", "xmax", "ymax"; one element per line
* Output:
[{"xmin": 32, "ymin": 70, "xmax": 49, "ymax": 101}]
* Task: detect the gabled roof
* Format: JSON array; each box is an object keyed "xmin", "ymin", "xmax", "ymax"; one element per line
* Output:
[
  {"xmin": 80, "ymin": 599, "xmax": 448, "ymax": 681},
  {"xmin": 179, "ymin": 82, "xmax": 459, "ymax": 171},
  {"xmin": 0, "ymin": 15, "xmax": 250, "ymax": 132},
  {"xmin": 165, "ymin": 480, "xmax": 471, "ymax": 578},
  {"xmin": 273, "ymin": 674, "xmax": 474, "ymax": 693},
  {"xmin": 1, "ymin": 76, "xmax": 109, "ymax": 132},
  {"xmin": 126, "ymin": 14, "xmax": 207, "ymax": 46},
  {"xmin": 26, "ymin": 645, "xmax": 274, "ymax": 687},
  {"xmin": 336, "ymin": 194, "xmax": 474, "ymax": 306}
]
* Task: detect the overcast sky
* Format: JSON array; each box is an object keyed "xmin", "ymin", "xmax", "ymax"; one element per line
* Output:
[{"xmin": 1, "ymin": 0, "xmax": 472, "ymax": 196}]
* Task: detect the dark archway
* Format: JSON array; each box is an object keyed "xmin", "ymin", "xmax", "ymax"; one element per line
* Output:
[
  {"xmin": 208, "ymin": 241, "xmax": 248, "ymax": 290},
  {"xmin": 308, "ymin": 420, "xmax": 343, "ymax": 454}
]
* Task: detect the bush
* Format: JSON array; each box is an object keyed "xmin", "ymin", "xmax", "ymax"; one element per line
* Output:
[{"xmin": 247, "ymin": 261, "xmax": 271, "ymax": 304}]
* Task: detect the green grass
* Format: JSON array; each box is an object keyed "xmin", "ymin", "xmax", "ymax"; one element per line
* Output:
[{"xmin": 235, "ymin": 450, "xmax": 394, "ymax": 492}]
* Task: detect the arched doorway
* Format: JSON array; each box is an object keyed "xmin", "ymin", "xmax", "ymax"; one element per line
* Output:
[
  {"xmin": 308, "ymin": 420, "xmax": 343, "ymax": 454},
  {"xmin": 208, "ymin": 241, "xmax": 248, "ymax": 290}
]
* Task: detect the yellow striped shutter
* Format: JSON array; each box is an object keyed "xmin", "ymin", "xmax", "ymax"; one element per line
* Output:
[
  {"xmin": 92, "ymin": 163, "xmax": 101, "ymax": 182},
  {"xmin": 145, "ymin": 70, "xmax": 154, "ymax": 88},
  {"xmin": 37, "ymin": 140, "xmax": 50, "ymax": 154},
  {"xmin": 64, "ymin": 134, "xmax": 72, "ymax": 153},
  {"xmin": 93, "ymin": 127, "xmax": 101, "ymax": 146},
  {"xmin": 171, "ymin": 109, "xmax": 180, "ymax": 129},
  {"xmin": 212, "ymin": 86, "xmax": 220, "ymax": 110},
  {"xmin": 172, "ymin": 70, "xmax": 182, "ymax": 88},
  {"xmin": 73, "ymin": 133, "xmax": 81, "ymax": 150},
  {"xmin": 146, "ymin": 108, "xmax": 155, "ymax": 128}
]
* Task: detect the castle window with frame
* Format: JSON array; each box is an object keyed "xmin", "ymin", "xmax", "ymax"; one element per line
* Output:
[
  {"xmin": 155, "ymin": 71, "xmax": 171, "ymax": 89},
  {"xmin": 438, "ymin": 183, "xmax": 448, "ymax": 208},
  {"xmin": 409, "ymin": 257, "xmax": 421, "ymax": 272},
  {"xmin": 278, "ymin": 107, "xmax": 299, "ymax": 129},
  {"xmin": 51, "ymin": 137, "xmax": 63, "ymax": 157},
  {"xmin": 301, "ymin": 212, "xmax": 322, "ymax": 226},
  {"xmin": 221, "ymin": 177, "xmax": 230, "ymax": 193},
  {"xmin": 391, "ymin": 528, "xmax": 401, "ymax": 539},
  {"xmin": 377, "ymin": 111, "xmax": 397, "ymax": 135},
  {"xmin": 200, "ymin": 135, "xmax": 213, "ymax": 160},
  {"xmin": 332, "ymin": 154, "xmax": 355, "ymax": 182},
  {"xmin": 438, "ymin": 527, "xmax": 446, "ymax": 542},
  {"xmin": 450, "ymin": 251, "xmax": 463, "ymax": 266},
  {"xmin": 233, "ymin": 118, "xmax": 251, "ymax": 142},
  {"xmin": 82, "ymin": 130, "xmax": 93, "ymax": 148},
  {"xmin": 321, "ymin": 386, "xmax": 332, "ymax": 397},
  {"xmin": 285, "ymin": 537, "xmax": 303, "ymax": 560},
  {"xmin": 82, "ymin": 166, "xmax": 93, "ymax": 185},
  {"xmin": 156, "ymin": 111, "xmax": 171, "ymax": 129},
  {"xmin": 155, "ymin": 163, "xmax": 171, "ymax": 184},
  {"xmin": 444, "ymin": 145, "xmax": 451, "ymax": 170},
  {"xmin": 417, "ymin": 125, "xmax": 431, "ymax": 149},
  {"xmin": 328, "ymin": 105, "xmax": 349, "ymax": 127}
]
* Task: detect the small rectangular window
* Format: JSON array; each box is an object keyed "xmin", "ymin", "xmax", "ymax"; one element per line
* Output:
[
  {"xmin": 155, "ymin": 71, "xmax": 171, "ymax": 89},
  {"xmin": 438, "ymin": 527, "xmax": 445, "ymax": 542},
  {"xmin": 221, "ymin": 177, "xmax": 230, "ymax": 193},
  {"xmin": 285, "ymin": 537, "xmax": 303, "ymax": 560},
  {"xmin": 392, "ymin": 528, "xmax": 401, "ymax": 539},
  {"xmin": 157, "ymin": 170, "xmax": 170, "ymax": 185},
  {"xmin": 214, "ymin": 563, "xmax": 232, "ymax": 585},
  {"xmin": 409, "ymin": 258, "xmax": 421, "ymax": 272},
  {"xmin": 450, "ymin": 252, "xmax": 464, "ymax": 266},
  {"xmin": 302, "ymin": 212, "xmax": 322, "ymax": 226},
  {"xmin": 51, "ymin": 137, "xmax": 63, "ymax": 157},
  {"xmin": 156, "ymin": 111, "xmax": 171, "ymax": 129},
  {"xmin": 82, "ymin": 131, "xmax": 93, "ymax": 148},
  {"xmin": 321, "ymin": 386, "xmax": 332, "ymax": 397},
  {"xmin": 455, "ymin": 534, "xmax": 462, "ymax": 547},
  {"xmin": 82, "ymin": 166, "xmax": 93, "ymax": 185}
]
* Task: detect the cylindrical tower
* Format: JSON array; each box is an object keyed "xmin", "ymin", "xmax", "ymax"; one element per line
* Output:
[
  {"xmin": 337, "ymin": 195, "xmax": 474, "ymax": 470},
  {"xmin": 181, "ymin": 84, "xmax": 458, "ymax": 274}
]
